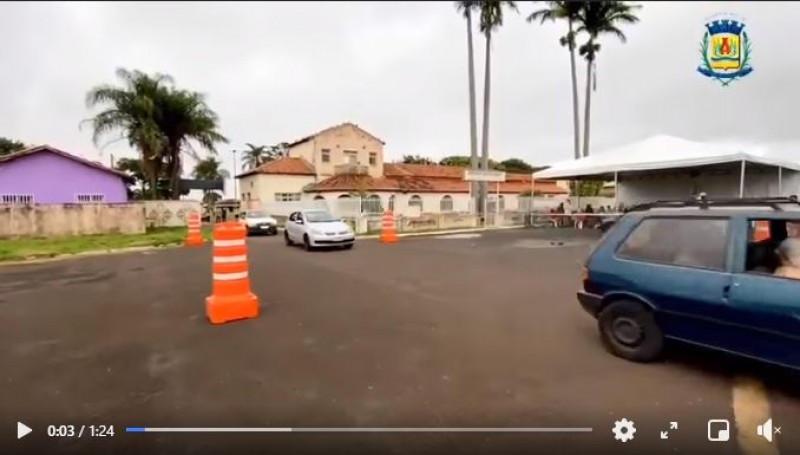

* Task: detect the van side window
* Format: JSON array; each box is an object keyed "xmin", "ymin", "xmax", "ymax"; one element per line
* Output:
[{"xmin": 616, "ymin": 218, "xmax": 729, "ymax": 270}]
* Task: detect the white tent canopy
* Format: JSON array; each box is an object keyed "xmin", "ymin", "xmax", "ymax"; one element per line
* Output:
[{"xmin": 533, "ymin": 135, "xmax": 800, "ymax": 180}]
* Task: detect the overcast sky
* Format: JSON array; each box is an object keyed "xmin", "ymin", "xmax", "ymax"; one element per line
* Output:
[{"xmin": 1, "ymin": 1, "xmax": 797, "ymax": 191}]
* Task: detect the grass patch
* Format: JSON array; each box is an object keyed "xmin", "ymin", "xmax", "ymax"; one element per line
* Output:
[{"xmin": 0, "ymin": 227, "xmax": 213, "ymax": 262}]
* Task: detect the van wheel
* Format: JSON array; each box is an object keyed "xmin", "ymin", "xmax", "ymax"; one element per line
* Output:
[
  {"xmin": 284, "ymin": 230, "xmax": 293, "ymax": 246},
  {"xmin": 598, "ymin": 300, "xmax": 663, "ymax": 362}
]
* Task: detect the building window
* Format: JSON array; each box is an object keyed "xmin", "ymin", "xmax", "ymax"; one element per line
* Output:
[
  {"xmin": 362, "ymin": 194, "xmax": 382, "ymax": 214},
  {"xmin": 388, "ymin": 195, "xmax": 395, "ymax": 212},
  {"xmin": 499, "ymin": 195, "xmax": 505, "ymax": 211},
  {"xmin": 440, "ymin": 195, "xmax": 453, "ymax": 212},
  {"xmin": 275, "ymin": 193, "xmax": 301, "ymax": 202},
  {"xmin": 314, "ymin": 195, "xmax": 325, "ymax": 201},
  {"xmin": 408, "ymin": 195, "xmax": 422, "ymax": 211},
  {"xmin": 1, "ymin": 194, "xmax": 34, "ymax": 204},
  {"xmin": 344, "ymin": 151, "xmax": 358, "ymax": 164},
  {"xmin": 321, "ymin": 149, "xmax": 330, "ymax": 163},
  {"xmin": 617, "ymin": 218, "xmax": 729, "ymax": 270},
  {"xmin": 369, "ymin": 152, "xmax": 377, "ymax": 166},
  {"xmin": 338, "ymin": 194, "xmax": 351, "ymax": 199},
  {"xmin": 76, "ymin": 194, "xmax": 105, "ymax": 203},
  {"xmin": 249, "ymin": 181, "xmax": 254, "ymax": 188}
]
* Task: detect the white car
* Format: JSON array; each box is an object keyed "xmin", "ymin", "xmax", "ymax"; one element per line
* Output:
[
  {"xmin": 285, "ymin": 209, "xmax": 355, "ymax": 250},
  {"xmin": 241, "ymin": 210, "xmax": 278, "ymax": 236}
]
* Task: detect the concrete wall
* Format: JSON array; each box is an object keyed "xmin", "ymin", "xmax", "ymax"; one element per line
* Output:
[
  {"xmin": 0, "ymin": 150, "xmax": 128, "ymax": 204},
  {"xmin": 0, "ymin": 204, "xmax": 146, "ymax": 238},
  {"xmin": 354, "ymin": 212, "xmax": 480, "ymax": 234},
  {"xmin": 142, "ymin": 200, "xmax": 202, "ymax": 227}
]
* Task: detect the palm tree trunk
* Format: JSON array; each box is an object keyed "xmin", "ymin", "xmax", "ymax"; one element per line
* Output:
[
  {"xmin": 480, "ymin": 29, "xmax": 492, "ymax": 214},
  {"xmin": 582, "ymin": 54, "xmax": 593, "ymax": 158},
  {"xmin": 568, "ymin": 19, "xmax": 581, "ymax": 161},
  {"xmin": 466, "ymin": 9, "xmax": 480, "ymax": 210}
]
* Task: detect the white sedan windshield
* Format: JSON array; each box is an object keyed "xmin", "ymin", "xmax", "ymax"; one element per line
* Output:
[{"xmin": 305, "ymin": 211, "xmax": 338, "ymax": 223}]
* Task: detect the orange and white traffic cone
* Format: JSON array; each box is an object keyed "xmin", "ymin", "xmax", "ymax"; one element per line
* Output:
[
  {"xmin": 206, "ymin": 221, "xmax": 260, "ymax": 324},
  {"xmin": 185, "ymin": 211, "xmax": 205, "ymax": 247},
  {"xmin": 380, "ymin": 210, "xmax": 398, "ymax": 244}
]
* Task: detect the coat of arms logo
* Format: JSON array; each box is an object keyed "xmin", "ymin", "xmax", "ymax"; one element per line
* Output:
[{"xmin": 697, "ymin": 16, "xmax": 753, "ymax": 86}]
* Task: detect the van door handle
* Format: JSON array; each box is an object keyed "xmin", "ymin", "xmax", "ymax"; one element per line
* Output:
[{"xmin": 722, "ymin": 285, "xmax": 731, "ymax": 303}]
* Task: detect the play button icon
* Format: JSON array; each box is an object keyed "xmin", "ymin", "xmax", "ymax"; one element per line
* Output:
[{"xmin": 17, "ymin": 422, "xmax": 32, "ymax": 439}]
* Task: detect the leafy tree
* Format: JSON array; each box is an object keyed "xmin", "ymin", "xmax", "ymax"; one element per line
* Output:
[
  {"xmin": 576, "ymin": 1, "xmax": 640, "ymax": 157},
  {"xmin": 576, "ymin": 180, "xmax": 604, "ymax": 196},
  {"xmin": 440, "ymin": 155, "xmax": 472, "ymax": 167},
  {"xmin": 496, "ymin": 158, "xmax": 535, "ymax": 173},
  {"xmin": 402, "ymin": 154, "xmax": 436, "ymax": 165},
  {"xmin": 528, "ymin": 1, "xmax": 584, "ymax": 161},
  {"xmin": 193, "ymin": 156, "xmax": 230, "ymax": 181},
  {"xmin": 0, "ymin": 137, "xmax": 26, "ymax": 156}
]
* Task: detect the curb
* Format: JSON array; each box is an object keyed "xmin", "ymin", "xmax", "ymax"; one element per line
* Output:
[
  {"xmin": 0, "ymin": 243, "xmax": 185, "ymax": 267},
  {"xmin": 357, "ymin": 225, "xmax": 525, "ymax": 240}
]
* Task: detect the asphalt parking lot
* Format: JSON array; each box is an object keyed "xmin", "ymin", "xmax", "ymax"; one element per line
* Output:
[{"xmin": 2, "ymin": 229, "xmax": 798, "ymax": 455}]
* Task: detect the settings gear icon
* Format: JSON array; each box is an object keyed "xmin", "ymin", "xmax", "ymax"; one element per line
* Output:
[{"xmin": 612, "ymin": 418, "xmax": 636, "ymax": 442}]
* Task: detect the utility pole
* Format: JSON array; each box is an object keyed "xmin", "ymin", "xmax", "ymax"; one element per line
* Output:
[{"xmin": 232, "ymin": 149, "xmax": 238, "ymax": 199}]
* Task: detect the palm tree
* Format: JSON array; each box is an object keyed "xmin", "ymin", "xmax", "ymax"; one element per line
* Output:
[
  {"xmin": 577, "ymin": 1, "xmax": 640, "ymax": 157},
  {"xmin": 527, "ymin": 1, "xmax": 583, "ymax": 162},
  {"xmin": 158, "ymin": 89, "xmax": 228, "ymax": 199},
  {"xmin": 455, "ymin": 1, "xmax": 480, "ymax": 208},
  {"xmin": 84, "ymin": 68, "xmax": 173, "ymax": 199},
  {"xmin": 477, "ymin": 0, "xmax": 517, "ymax": 210},
  {"xmin": 241, "ymin": 143, "xmax": 268, "ymax": 170},
  {"xmin": 193, "ymin": 156, "xmax": 230, "ymax": 205},
  {"xmin": 193, "ymin": 156, "xmax": 230, "ymax": 180}
]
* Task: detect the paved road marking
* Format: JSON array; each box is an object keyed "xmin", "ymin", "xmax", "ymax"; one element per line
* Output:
[
  {"xmin": 733, "ymin": 376, "xmax": 779, "ymax": 455},
  {"xmin": 435, "ymin": 233, "xmax": 483, "ymax": 240}
]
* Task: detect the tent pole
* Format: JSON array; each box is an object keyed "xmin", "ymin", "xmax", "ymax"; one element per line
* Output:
[
  {"xmin": 739, "ymin": 160, "xmax": 746, "ymax": 198},
  {"xmin": 614, "ymin": 172, "xmax": 619, "ymax": 211},
  {"xmin": 778, "ymin": 166, "xmax": 783, "ymax": 196}
]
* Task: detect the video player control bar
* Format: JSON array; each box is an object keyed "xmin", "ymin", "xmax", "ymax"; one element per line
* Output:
[{"xmin": 126, "ymin": 427, "xmax": 594, "ymax": 433}]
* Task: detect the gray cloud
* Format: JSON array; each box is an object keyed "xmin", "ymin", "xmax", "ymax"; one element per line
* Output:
[{"xmin": 0, "ymin": 1, "xmax": 796, "ymax": 195}]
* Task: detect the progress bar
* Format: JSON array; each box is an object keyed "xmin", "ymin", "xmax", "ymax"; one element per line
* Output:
[{"xmin": 126, "ymin": 427, "xmax": 593, "ymax": 433}]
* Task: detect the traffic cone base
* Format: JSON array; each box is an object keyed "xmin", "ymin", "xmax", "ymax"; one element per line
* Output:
[
  {"xmin": 185, "ymin": 235, "xmax": 204, "ymax": 246},
  {"xmin": 206, "ymin": 293, "xmax": 259, "ymax": 324}
]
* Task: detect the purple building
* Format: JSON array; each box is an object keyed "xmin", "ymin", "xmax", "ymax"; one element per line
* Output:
[{"xmin": 0, "ymin": 145, "xmax": 130, "ymax": 204}]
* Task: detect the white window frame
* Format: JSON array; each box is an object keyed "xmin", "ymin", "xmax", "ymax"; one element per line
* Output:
[
  {"xmin": 344, "ymin": 150, "xmax": 358, "ymax": 164},
  {"xmin": 408, "ymin": 195, "xmax": 423, "ymax": 211},
  {"xmin": 274, "ymin": 192, "xmax": 302, "ymax": 202},
  {"xmin": 0, "ymin": 194, "xmax": 34, "ymax": 205},
  {"xmin": 369, "ymin": 152, "xmax": 377, "ymax": 166},
  {"xmin": 440, "ymin": 195, "xmax": 453, "ymax": 212},
  {"xmin": 75, "ymin": 193, "xmax": 105, "ymax": 203},
  {"xmin": 321, "ymin": 149, "xmax": 331, "ymax": 163}
]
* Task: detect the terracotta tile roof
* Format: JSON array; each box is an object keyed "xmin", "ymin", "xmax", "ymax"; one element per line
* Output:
[
  {"xmin": 307, "ymin": 167, "xmax": 566, "ymax": 195},
  {"xmin": 0, "ymin": 145, "xmax": 130, "ymax": 179},
  {"xmin": 384, "ymin": 163, "xmax": 466, "ymax": 179},
  {"xmin": 237, "ymin": 157, "xmax": 316, "ymax": 178},
  {"xmin": 287, "ymin": 122, "xmax": 385, "ymax": 148}
]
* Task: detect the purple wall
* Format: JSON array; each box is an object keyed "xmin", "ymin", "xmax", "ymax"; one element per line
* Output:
[{"xmin": 0, "ymin": 151, "xmax": 128, "ymax": 204}]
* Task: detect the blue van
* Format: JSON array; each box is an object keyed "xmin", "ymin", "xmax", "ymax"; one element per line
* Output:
[{"xmin": 578, "ymin": 197, "xmax": 800, "ymax": 370}]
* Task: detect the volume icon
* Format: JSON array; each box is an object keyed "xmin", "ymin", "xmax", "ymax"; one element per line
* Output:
[{"xmin": 757, "ymin": 419, "xmax": 773, "ymax": 443}]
